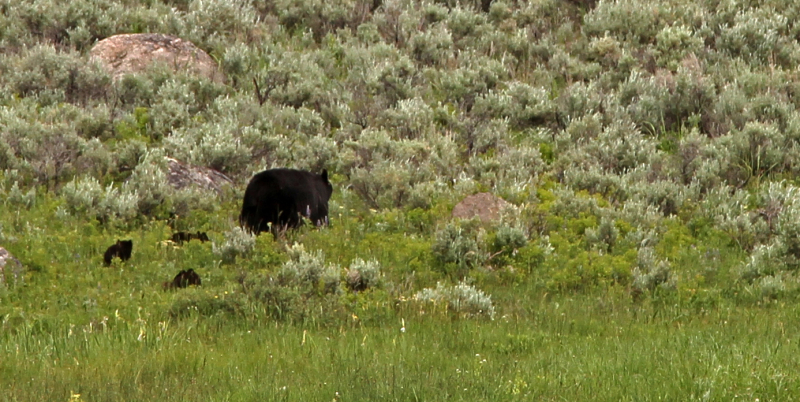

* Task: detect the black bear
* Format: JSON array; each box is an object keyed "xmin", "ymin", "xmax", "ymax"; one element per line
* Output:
[
  {"xmin": 194, "ymin": 232, "xmax": 210, "ymax": 242},
  {"xmin": 103, "ymin": 240, "xmax": 133, "ymax": 266},
  {"xmin": 171, "ymin": 231, "xmax": 210, "ymax": 244},
  {"xmin": 163, "ymin": 269, "xmax": 202, "ymax": 290},
  {"xmin": 239, "ymin": 168, "xmax": 333, "ymax": 234}
]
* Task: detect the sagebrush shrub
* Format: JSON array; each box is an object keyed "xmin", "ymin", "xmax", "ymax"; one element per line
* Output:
[
  {"xmin": 701, "ymin": 186, "xmax": 765, "ymax": 251},
  {"xmin": 340, "ymin": 128, "xmax": 459, "ymax": 209},
  {"xmin": 723, "ymin": 121, "xmax": 788, "ymax": 184},
  {"xmin": 446, "ymin": 6, "xmax": 489, "ymax": 49},
  {"xmin": 5, "ymin": 182, "xmax": 36, "ymax": 210},
  {"xmin": 582, "ymin": 0, "xmax": 664, "ymax": 44},
  {"xmin": 280, "ymin": 243, "xmax": 341, "ymax": 294},
  {"xmin": 182, "ymin": 0, "xmax": 258, "ymax": 49},
  {"xmin": 345, "ymin": 258, "xmax": 383, "ymax": 291},
  {"xmin": 741, "ymin": 242, "xmax": 784, "ymax": 282},
  {"xmin": 434, "ymin": 57, "xmax": 506, "ymax": 110},
  {"xmin": 758, "ymin": 274, "xmax": 787, "ymax": 300},
  {"xmin": 716, "ymin": 8, "xmax": 798, "ymax": 68},
  {"xmin": 212, "ymin": 226, "xmax": 256, "ymax": 264},
  {"xmin": 149, "ymin": 79, "xmax": 197, "ymax": 139},
  {"xmin": 1, "ymin": 44, "xmax": 110, "ymax": 105},
  {"xmin": 414, "ymin": 281, "xmax": 495, "ymax": 319},
  {"xmin": 124, "ymin": 149, "xmax": 173, "ymax": 216},
  {"xmin": 432, "ymin": 222, "xmax": 486, "ymax": 274},
  {"xmin": 272, "ymin": 0, "xmax": 366, "ymax": 42},
  {"xmin": 631, "ymin": 246, "xmax": 673, "ymax": 296},
  {"xmin": 655, "ymin": 24, "xmax": 703, "ymax": 70},
  {"xmin": 490, "ymin": 223, "xmax": 528, "ymax": 267},
  {"xmin": 376, "ymin": 97, "xmax": 435, "ymax": 139},
  {"xmin": 468, "ymin": 144, "xmax": 545, "ymax": 199},
  {"xmin": 0, "ymin": 103, "xmax": 92, "ymax": 188},
  {"xmin": 114, "ymin": 139, "xmax": 148, "ymax": 177},
  {"xmin": 60, "ymin": 176, "xmax": 137, "ymax": 222},
  {"xmin": 166, "ymin": 119, "xmax": 252, "ymax": 176},
  {"xmin": 410, "ymin": 23, "xmax": 454, "ymax": 66},
  {"xmin": 585, "ymin": 216, "xmax": 618, "ymax": 252}
]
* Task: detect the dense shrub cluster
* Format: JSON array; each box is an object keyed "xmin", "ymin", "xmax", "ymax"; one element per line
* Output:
[{"xmin": 5, "ymin": 0, "xmax": 800, "ymax": 314}]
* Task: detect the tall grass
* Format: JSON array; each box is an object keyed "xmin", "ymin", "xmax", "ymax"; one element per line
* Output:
[
  {"xmin": 3, "ymin": 294, "xmax": 800, "ymax": 401},
  {"xmin": 3, "ymin": 192, "xmax": 797, "ymax": 400}
]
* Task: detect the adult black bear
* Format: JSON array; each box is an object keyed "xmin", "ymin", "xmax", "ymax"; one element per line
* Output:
[
  {"xmin": 103, "ymin": 240, "xmax": 133, "ymax": 266},
  {"xmin": 239, "ymin": 168, "xmax": 333, "ymax": 234},
  {"xmin": 163, "ymin": 269, "xmax": 202, "ymax": 290}
]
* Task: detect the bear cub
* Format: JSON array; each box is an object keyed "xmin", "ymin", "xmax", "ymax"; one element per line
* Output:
[
  {"xmin": 103, "ymin": 240, "xmax": 133, "ymax": 266},
  {"xmin": 171, "ymin": 231, "xmax": 210, "ymax": 244},
  {"xmin": 163, "ymin": 269, "xmax": 202, "ymax": 290}
]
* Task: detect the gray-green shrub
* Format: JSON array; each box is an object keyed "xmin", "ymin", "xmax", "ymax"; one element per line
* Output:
[
  {"xmin": 414, "ymin": 281, "xmax": 495, "ymax": 319},
  {"xmin": 212, "ymin": 226, "xmax": 256, "ymax": 264},
  {"xmin": 345, "ymin": 258, "xmax": 383, "ymax": 291}
]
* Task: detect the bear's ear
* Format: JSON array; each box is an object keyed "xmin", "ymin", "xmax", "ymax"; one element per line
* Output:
[{"xmin": 321, "ymin": 169, "xmax": 329, "ymax": 183}]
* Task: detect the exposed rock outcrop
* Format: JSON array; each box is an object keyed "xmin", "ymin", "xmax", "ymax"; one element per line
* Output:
[
  {"xmin": 166, "ymin": 157, "xmax": 233, "ymax": 194},
  {"xmin": 451, "ymin": 192, "xmax": 513, "ymax": 223},
  {"xmin": 90, "ymin": 33, "xmax": 224, "ymax": 83}
]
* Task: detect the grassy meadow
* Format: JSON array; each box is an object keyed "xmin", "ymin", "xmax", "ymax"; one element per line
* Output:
[{"xmin": 5, "ymin": 0, "xmax": 800, "ymax": 399}]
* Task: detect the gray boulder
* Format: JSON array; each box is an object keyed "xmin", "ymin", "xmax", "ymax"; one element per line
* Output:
[
  {"xmin": 452, "ymin": 192, "xmax": 513, "ymax": 223},
  {"xmin": 90, "ymin": 33, "xmax": 224, "ymax": 83},
  {"xmin": 166, "ymin": 157, "xmax": 233, "ymax": 195}
]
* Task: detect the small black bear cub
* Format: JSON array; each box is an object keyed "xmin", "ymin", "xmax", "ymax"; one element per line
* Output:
[
  {"xmin": 163, "ymin": 269, "xmax": 202, "ymax": 290},
  {"xmin": 171, "ymin": 231, "xmax": 210, "ymax": 244},
  {"xmin": 103, "ymin": 240, "xmax": 133, "ymax": 266}
]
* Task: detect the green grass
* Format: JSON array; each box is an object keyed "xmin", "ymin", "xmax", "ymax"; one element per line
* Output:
[
  {"xmin": 2, "ymin": 194, "xmax": 799, "ymax": 401},
  {"xmin": 5, "ymin": 0, "xmax": 800, "ymax": 398},
  {"xmin": 3, "ymin": 294, "xmax": 800, "ymax": 401}
]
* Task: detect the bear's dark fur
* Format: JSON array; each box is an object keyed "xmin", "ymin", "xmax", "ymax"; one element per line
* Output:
[
  {"xmin": 103, "ymin": 240, "xmax": 133, "ymax": 266},
  {"xmin": 163, "ymin": 269, "xmax": 202, "ymax": 290},
  {"xmin": 239, "ymin": 168, "xmax": 333, "ymax": 234},
  {"xmin": 171, "ymin": 231, "xmax": 209, "ymax": 244}
]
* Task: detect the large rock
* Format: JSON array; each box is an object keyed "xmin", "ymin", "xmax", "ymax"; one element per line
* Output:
[
  {"xmin": 166, "ymin": 157, "xmax": 233, "ymax": 194},
  {"xmin": 451, "ymin": 192, "xmax": 513, "ymax": 223},
  {"xmin": 90, "ymin": 33, "xmax": 224, "ymax": 83}
]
